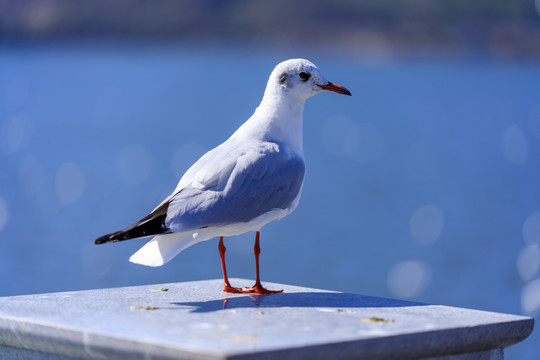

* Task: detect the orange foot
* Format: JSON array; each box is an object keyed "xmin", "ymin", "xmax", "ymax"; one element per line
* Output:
[
  {"xmin": 223, "ymin": 282, "xmax": 283, "ymax": 295},
  {"xmin": 222, "ymin": 285, "xmax": 247, "ymax": 293}
]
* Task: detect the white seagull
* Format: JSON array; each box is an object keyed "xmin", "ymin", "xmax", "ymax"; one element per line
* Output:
[{"xmin": 95, "ymin": 59, "xmax": 351, "ymax": 294}]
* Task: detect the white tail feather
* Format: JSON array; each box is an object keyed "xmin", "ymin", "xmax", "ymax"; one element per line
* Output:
[{"xmin": 129, "ymin": 232, "xmax": 199, "ymax": 267}]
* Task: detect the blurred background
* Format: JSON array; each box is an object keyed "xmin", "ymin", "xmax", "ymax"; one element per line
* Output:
[{"xmin": 1, "ymin": 0, "xmax": 539, "ymax": 357}]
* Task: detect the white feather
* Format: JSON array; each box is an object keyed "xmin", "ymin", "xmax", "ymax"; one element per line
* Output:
[{"xmin": 129, "ymin": 233, "xmax": 199, "ymax": 267}]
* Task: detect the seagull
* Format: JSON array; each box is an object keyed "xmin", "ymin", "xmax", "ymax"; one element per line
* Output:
[{"xmin": 95, "ymin": 59, "xmax": 351, "ymax": 294}]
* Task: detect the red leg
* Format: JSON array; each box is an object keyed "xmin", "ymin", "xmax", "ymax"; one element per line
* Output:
[
  {"xmin": 218, "ymin": 233, "xmax": 282, "ymax": 295},
  {"xmin": 243, "ymin": 231, "xmax": 283, "ymax": 294},
  {"xmin": 218, "ymin": 237, "xmax": 244, "ymax": 293}
]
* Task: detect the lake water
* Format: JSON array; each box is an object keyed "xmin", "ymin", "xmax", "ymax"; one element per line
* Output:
[{"xmin": 0, "ymin": 44, "xmax": 539, "ymax": 358}]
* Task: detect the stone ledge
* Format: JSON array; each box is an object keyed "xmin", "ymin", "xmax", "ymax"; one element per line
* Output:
[{"xmin": 0, "ymin": 279, "xmax": 534, "ymax": 360}]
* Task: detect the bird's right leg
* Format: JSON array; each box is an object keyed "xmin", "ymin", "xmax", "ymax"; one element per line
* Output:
[{"xmin": 218, "ymin": 236, "xmax": 244, "ymax": 293}]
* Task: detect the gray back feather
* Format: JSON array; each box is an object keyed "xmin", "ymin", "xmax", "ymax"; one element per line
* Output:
[{"xmin": 165, "ymin": 141, "xmax": 305, "ymax": 232}]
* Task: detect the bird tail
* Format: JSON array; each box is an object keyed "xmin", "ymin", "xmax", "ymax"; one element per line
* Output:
[{"xmin": 128, "ymin": 230, "xmax": 216, "ymax": 267}]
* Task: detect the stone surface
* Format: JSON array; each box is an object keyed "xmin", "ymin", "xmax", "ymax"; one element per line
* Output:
[{"xmin": 0, "ymin": 279, "xmax": 534, "ymax": 360}]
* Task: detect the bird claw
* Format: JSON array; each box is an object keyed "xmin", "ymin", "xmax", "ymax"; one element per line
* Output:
[
  {"xmin": 223, "ymin": 282, "xmax": 283, "ymax": 295},
  {"xmin": 242, "ymin": 284, "xmax": 283, "ymax": 294},
  {"xmin": 222, "ymin": 285, "xmax": 246, "ymax": 293},
  {"xmin": 246, "ymin": 285, "xmax": 283, "ymax": 295}
]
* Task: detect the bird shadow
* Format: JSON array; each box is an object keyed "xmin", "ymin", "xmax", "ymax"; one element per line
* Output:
[{"xmin": 172, "ymin": 292, "xmax": 424, "ymax": 313}]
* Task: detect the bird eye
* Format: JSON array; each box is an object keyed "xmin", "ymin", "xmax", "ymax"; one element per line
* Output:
[{"xmin": 299, "ymin": 72, "xmax": 310, "ymax": 81}]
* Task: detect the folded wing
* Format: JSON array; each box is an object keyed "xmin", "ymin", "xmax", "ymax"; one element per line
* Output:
[
  {"xmin": 95, "ymin": 140, "xmax": 305, "ymax": 244},
  {"xmin": 166, "ymin": 141, "xmax": 305, "ymax": 232}
]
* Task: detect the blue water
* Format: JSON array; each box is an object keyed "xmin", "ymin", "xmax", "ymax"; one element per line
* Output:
[{"xmin": 0, "ymin": 44, "xmax": 539, "ymax": 358}]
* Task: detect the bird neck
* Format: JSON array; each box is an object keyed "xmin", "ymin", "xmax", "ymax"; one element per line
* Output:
[{"xmin": 234, "ymin": 90, "xmax": 305, "ymax": 155}]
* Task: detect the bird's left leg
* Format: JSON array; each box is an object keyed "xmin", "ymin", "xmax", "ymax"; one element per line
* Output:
[{"xmin": 242, "ymin": 231, "xmax": 283, "ymax": 294}]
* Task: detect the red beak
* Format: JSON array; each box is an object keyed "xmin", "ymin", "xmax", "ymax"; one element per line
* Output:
[{"xmin": 318, "ymin": 82, "xmax": 352, "ymax": 96}]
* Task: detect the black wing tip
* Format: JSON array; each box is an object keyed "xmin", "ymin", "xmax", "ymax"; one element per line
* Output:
[
  {"xmin": 94, "ymin": 233, "xmax": 120, "ymax": 245},
  {"xmin": 94, "ymin": 200, "xmax": 172, "ymax": 245}
]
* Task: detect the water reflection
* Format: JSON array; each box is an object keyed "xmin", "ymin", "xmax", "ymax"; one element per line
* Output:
[{"xmin": 222, "ymin": 294, "xmax": 263, "ymax": 310}]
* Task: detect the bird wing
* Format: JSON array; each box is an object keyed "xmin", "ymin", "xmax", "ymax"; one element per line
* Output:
[
  {"xmin": 165, "ymin": 140, "xmax": 305, "ymax": 232},
  {"xmin": 95, "ymin": 139, "xmax": 305, "ymax": 244}
]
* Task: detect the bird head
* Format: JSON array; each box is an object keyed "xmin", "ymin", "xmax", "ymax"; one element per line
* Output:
[{"xmin": 270, "ymin": 59, "xmax": 351, "ymax": 101}]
